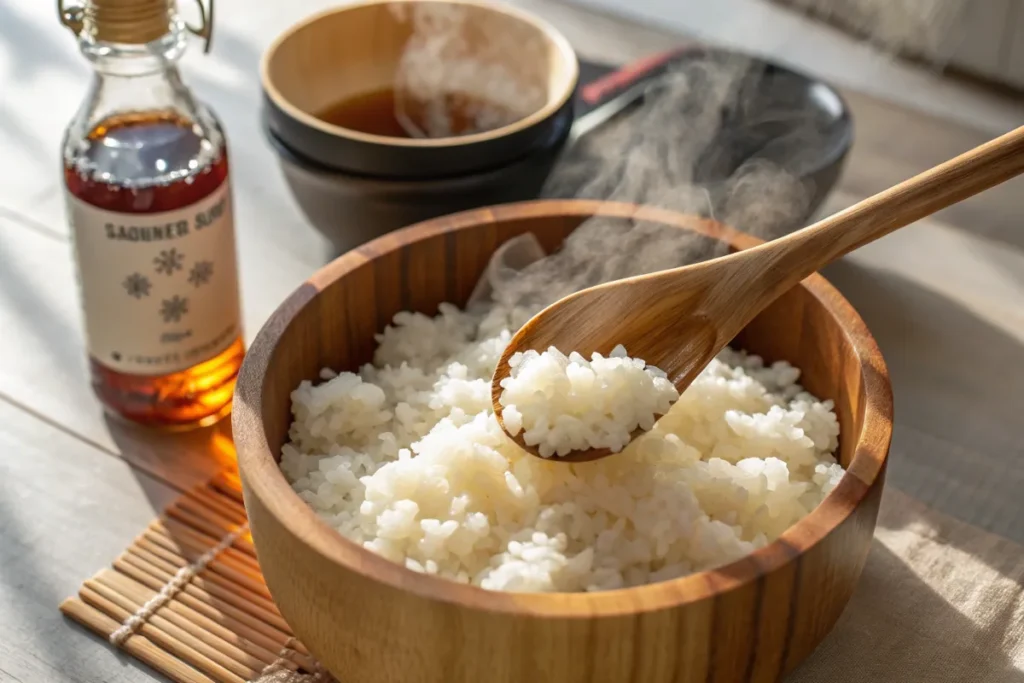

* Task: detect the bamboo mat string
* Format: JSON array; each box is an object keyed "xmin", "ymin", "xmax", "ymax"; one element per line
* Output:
[
  {"xmin": 253, "ymin": 638, "xmax": 332, "ymax": 683},
  {"xmin": 252, "ymin": 669, "xmax": 328, "ymax": 683},
  {"xmin": 60, "ymin": 471, "xmax": 1024, "ymax": 683},
  {"xmin": 110, "ymin": 521, "xmax": 251, "ymax": 647},
  {"xmin": 61, "ymin": 474, "xmax": 335, "ymax": 683}
]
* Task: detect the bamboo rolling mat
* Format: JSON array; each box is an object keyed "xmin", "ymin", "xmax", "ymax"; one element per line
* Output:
[
  {"xmin": 59, "ymin": 470, "xmax": 1024, "ymax": 683},
  {"xmin": 59, "ymin": 472, "xmax": 335, "ymax": 683}
]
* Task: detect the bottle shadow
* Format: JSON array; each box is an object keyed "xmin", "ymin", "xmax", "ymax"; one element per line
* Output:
[{"xmin": 103, "ymin": 413, "xmax": 236, "ymax": 504}]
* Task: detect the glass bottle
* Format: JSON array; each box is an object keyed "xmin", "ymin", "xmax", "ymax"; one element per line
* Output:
[{"xmin": 59, "ymin": 0, "xmax": 244, "ymax": 430}]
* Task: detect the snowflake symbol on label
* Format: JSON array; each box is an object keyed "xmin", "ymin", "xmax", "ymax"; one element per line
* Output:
[
  {"xmin": 122, "ymin": 272, "xmax": 152, "ymax": 299},
  {"xmin": 153, "ymin": 248, "xmax": 185, "ymax": 276},
  {"xmin": 159, "ymin": 295, "xmax": 189, "ymax": 323},
  {"xmin": 188, "ymin": 260, "xmax": 214, "ymax": 287}
]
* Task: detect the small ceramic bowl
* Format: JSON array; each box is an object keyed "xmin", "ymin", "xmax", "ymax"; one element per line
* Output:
[
  {"xmin": 261, "ymin": 0, "xmax": 579, "ymax": 178},
  {"xmin": 264, "ymin": 111, "xmax": 572, "ymax": 255},
  {"xmin": 234, "ymin": 200, "xmax": 893, "ymax": 683}
]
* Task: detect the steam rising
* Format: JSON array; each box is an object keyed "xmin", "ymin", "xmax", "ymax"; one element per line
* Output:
[
  {"xmin": 389, "ymin": 2, "xmax": 545, "ymax": 138},
  {"xmin": 387, "ymin": 3, "xmax": 839, "ymax": 320},
  {"xmin": 470, "ymin": 55, "xmax": 833, "ymax": 319},
  {"xmin": 545, "ymin": 57, "xmax": 820, "ymax": 236},
  {"xmin": 386, "ymin": 1, "xmax": 948, "ymax": 322}
]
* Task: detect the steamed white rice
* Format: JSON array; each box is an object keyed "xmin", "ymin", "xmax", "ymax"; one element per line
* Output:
[
  {"xmin": 280, "ymin": 302, "xmax": 844, "ymax": 593},
  {"xmin": 498, "ymin": 345, "xmax": 679, "ymax": 457}
]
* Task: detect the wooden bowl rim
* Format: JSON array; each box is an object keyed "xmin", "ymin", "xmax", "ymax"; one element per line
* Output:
[
  {"xmin": 259, "ymin": 0, "xmax": 580, "ymax": 149},
  {"xmin": 234, "ymin": 199, "xmax": 893, "ymax": 618}
]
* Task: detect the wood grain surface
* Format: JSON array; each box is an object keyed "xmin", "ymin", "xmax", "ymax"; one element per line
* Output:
[
  {"xmin": 1, "ymin": 1, "xmax": 1023, "ymax": 682},
  {"xmin": 0, "ymin": 400, "xmax": 184, "ymax": 683},
  {"xmin": 233, "ymin": 200, "xmax": 892, "ymax": 683}
]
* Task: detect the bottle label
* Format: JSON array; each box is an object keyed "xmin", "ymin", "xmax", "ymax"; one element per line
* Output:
[{"xmin": 67, "ymin": 181, "xmax": 242, "ymax": 376}]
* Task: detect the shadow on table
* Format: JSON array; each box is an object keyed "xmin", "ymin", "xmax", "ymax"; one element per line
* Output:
[
  {"xmin": 822, "ymin": 258, "xmax": 1024, "ymax": 546},
  {"xmin": 0, "ymin": 444, "xmax": 193, "ymax": 683},
  {"xmin": 0, "ymin": 3, "xmax": 79, "ymax": 162},
  {"xmin": 941, "ymin": 191, "xmax": 1024, "ymax": 255},
  {"xmin": 102, "ymin": 414, "xmax": 291, "ymax": 682},
  {"xmin": 839, "ymin": 90, "xmax": 1024, "ymax": 257},
  {"xmin": 104, "ymin": 415, "xmax": 236, "ymax": 497},
  {"xmin": 0, "ymin": 226, "xmax": 82, "ymax": 386}
]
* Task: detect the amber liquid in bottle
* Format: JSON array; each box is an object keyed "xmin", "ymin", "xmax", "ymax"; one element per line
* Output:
[{"xmin": 65, "ymin": 111, "xmax": 244, "ymax": 429}]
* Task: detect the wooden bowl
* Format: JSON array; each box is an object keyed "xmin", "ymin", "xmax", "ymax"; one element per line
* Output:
[
  {"xmin": 261, "ymin": 0, "xmax": 579, "ymax": 178},
  {"xmin": 233, "ymin": 200, "xmax": 892, "ymax": 683}
]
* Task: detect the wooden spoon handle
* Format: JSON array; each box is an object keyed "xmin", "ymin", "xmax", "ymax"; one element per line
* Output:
[{"xmin": 741, "ymin": 124, "xmax": 1024, "ymax": 301}]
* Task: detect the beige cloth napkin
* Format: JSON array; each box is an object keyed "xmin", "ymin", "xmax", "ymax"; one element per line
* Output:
[
  {"xmin": 252, "ymin": 487, "xmax": 1024, "ymax": 682},
  {"xmin": 790, "ymin": 488, "xmax": 1024, "ymax": 681}
]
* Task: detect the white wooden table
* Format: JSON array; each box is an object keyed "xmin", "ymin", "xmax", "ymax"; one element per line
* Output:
[{"xmin": 1, "ymin": 1, "xmax": 1022, "ymax": 681}]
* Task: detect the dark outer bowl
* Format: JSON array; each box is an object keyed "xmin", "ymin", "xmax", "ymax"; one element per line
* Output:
[
  {"xmin": 693, "ymin": 60, "xmax": 854, "ymax": 230},
  {"xmin": 263, "ymin": 77, "xmax": 578, "ymax": 180},
  {"xmin": 266, "ymin": 110, "xmax": 573, "ymax": 256},
  {"xmin": 267, "ymin": 47, "xmax": 854, "ymax": 256}
]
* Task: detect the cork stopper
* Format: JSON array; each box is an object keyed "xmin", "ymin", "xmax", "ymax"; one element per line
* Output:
[
  {"xmin": 59, "ymin": 0, "xmax": 214, "ymax": 52},
  {"xmin": 87, "ymin": 0, "xmax": 174, "ymax": 45}
]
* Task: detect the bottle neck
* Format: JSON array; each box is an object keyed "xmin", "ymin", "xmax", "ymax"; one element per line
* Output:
[
  {"xmin": 63, "ymin": 18, "xmax": 224, "ymax": 181},
  {"xmin": 80, "ymin": 20, "xmax": 188, "ymax": 78},
  {"xmin": 74, "ymin": 21, "xmax": 202, "ymax": 128}
]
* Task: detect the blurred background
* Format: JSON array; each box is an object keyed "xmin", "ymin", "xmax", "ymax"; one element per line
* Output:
[{"xmin": 570, "ymin": 0, "xmax": 1024, "ymax": 136}]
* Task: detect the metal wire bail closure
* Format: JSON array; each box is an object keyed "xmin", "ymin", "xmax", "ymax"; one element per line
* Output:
[
  {"xmin": 57, "ymin": 0, "xmax": 85, "ymax": 36},
  {"xmin": 187, "ymin": 0, "xmax": 215, "ymax": 53},
  {"xmin": 57, "ymin": 0, "xmax": 214, "ymax": 53}
]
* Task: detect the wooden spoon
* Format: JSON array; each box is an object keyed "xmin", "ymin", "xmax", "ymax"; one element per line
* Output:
[{"xmin": 492, "ymin": 124, "xmax": 1024, "ymax": 463}]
